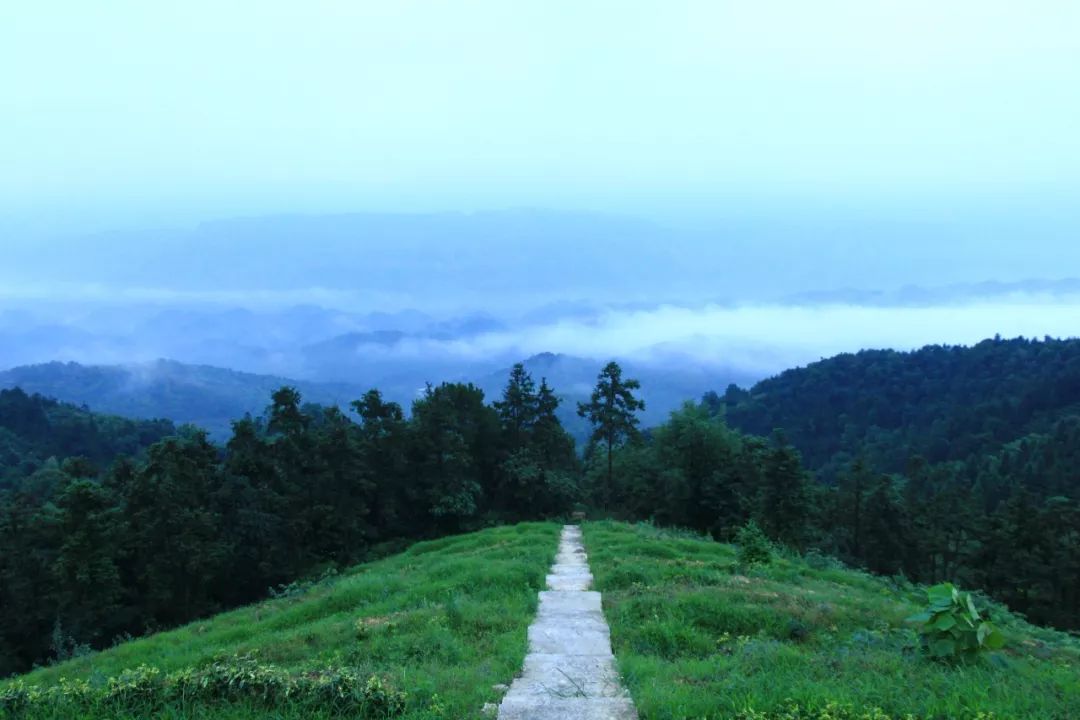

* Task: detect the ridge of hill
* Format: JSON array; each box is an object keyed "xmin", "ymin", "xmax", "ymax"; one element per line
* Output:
[
  {"xmin": 5, "ymin": 521, "xmax": 1078, "ymax": 719},
  {"xmin": 0, "ymin": 523, "xmax": 560, "ymax": 719},
  {"xmin": 717, "ymin": 336, "xmax": 1080, "ymax": 481},
  {"xmin": 583, "ymin": 521, "xmax": 1080, "ymax": 719},
  {"xmin": 0, "ymin": 360, "xmax": 367, "ymax": 441},
  {"xmin": 0, "ymin": 387, "xmax": 175, "ymax": 487},
  {"xmin": 0, "ymin": 355, "xmax": 756, "ymax": 446}
]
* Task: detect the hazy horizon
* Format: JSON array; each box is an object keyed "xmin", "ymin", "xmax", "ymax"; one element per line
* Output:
[{"xmin": 3, "ymin": 2, "xmax": 1079, "ymax": 388}]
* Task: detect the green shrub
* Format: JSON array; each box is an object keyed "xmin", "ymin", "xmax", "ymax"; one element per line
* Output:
[
  {"xmin": 803, "ymin": 549, "xmax": 845, "ymax": 571},
  {"xmin": 733, "ymin": 700, "xmax": 1000, "ymax": 719},
  {"xmin": 736, "ymin": 520, "xmax": 773, "ymax": 566},
  {"xmin": 0, "ymin": 655, "xmax": 407, "ymax": 718},
  {"xmin": 0, "ymin": 681, "xmax": 34, "ymax": 713},
  {"xmin": 906, "ymin": 583, "xmax": 1005, "ymax": 661},
  {"xmin": 102, "ymin": 665, "xmax": 162, "ymax": 707}
]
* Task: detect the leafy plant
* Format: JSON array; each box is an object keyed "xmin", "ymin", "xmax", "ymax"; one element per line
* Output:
[
  {"xmin": 0, "ymin": 655, "xmax": 408, "ymax": 718},
  {"xmin": 736, "ymin": 520, "xmax": 773, "ymax": 566},
  {"xmin": 734, "ymin": 700, "xmax": 1001, "ymax": 719},
  {"xmin": 906, "ymin": 583, "xmax": 1005, "ymax": 660}
]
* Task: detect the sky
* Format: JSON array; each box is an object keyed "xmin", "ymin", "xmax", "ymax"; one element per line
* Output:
[
  {"xmin": 3, "ymin": 1, "xmax": 1080, "ymax": 234},
  {"xmin": 2, "ymin": 1, "xmax": 1079, "ymax": 379}
]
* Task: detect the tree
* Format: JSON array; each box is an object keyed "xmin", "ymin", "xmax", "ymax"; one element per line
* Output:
[
  {"xmin": 577, "ymin": 361, "xmax": 645, "ymax": 504},
  {"xmin": 651, "ymin": 402, "xmax": 748, "ymax": 535},
  {"xmin": 307, "ymin": 406, "xmax": 371, "ymax": 563},
  {"xmin": 410, "ymin": 383, "xmax": 500, "ymax": 532},
  {"xmin": 532, "ymin": 378, "xmax": 580, "ymax": 508},
  {"xmin": 860, "ymin": 473, "xmax": 909, "ymax": 575},
  {"xmin": 50, "ymin": 478, "xmax": 126, "ymax": 646},
  {"xmin": 494, "ymin": 363, "xmax": 539, "ymax": 449},
  {"xmin": 837, "ymin": 457, "xmax": 873, "ymax": 561},
  {"xmin": 121, "ymin": 432, "xmax": 226, "ymax": 626},
  {"xmin": 760, "ymin": 431, "xmax": 812, "ymax": 549},
  {"xmin": 352, "ymin": 390, "xmax": 409, "ymax": 538}
]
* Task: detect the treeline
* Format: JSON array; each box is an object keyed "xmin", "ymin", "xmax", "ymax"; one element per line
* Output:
[
  {"xmin": 3, "ymin": 340, "xmax": 1080, "ymax": 676},
  {"xmin": 0, "ymin": 388, "xmax": 176, "ymax": 488},
  {"xmin": 0, "ymin": 368, "xmax": 578, "ymax": 675}
]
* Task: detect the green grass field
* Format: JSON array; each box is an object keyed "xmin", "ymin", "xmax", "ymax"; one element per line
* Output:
[
  {"xmin": 7, "ymin": 520, "xmax": 1079, "ymax": 719},
  {"xmin": 0, "ymin": 522, "xmax": 561, "ymax": 720},
  {"xmin": 582, "ymin": 521, "xmax": 1080, "ymax": 720}
]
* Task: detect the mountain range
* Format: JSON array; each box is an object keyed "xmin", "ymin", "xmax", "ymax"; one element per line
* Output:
[{"xmin": 0, "ymin": 354, "xmax": 754, "ymax": 441}]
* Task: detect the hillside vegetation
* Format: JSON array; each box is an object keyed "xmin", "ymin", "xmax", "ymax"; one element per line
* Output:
[
  {"xmin": 0, "ymin": 388, "xmax": 174, "ymax": 487},
  {"xmin": 0, "ymin": 372, "xmax": 579, "ymax": 675},
  {"xmin": 0, "ymin": 523, "xmax": 560, "ymax": 719},
  {"xmin": 8, "ymin": 520, "xmax": 1078, "ymax": 719},
  {"xmin": 717, "ymin": 336, "xmax": 1080, "ymax": 479},
  {"xmin": 584, "ymin": 521, "xmax": 1080, "ymax": 720},
  {"xmin": 4, "ymin": 341, "xmax": 1080, "ymax": 684},
  {"xmin": 697, "ymin": 337, "xmax": 1080, "ymax": 630}
]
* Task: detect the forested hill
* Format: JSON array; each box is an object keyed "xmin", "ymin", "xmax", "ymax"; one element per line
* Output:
[
  {"xmin": 713, "ymin": 336, "xmax": 1080, "ymax": 480},
  {"xmin": 0, "ymin": 361, "xmax": 365, "ymax": 441},
  {"xmin": 0, "ymin": 388, "xmax": 175, "ymax": 487}
]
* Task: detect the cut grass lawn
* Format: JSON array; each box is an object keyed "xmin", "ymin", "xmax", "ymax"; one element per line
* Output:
[
  {"xmin": 1, "ymin": 522, "xmax": 561, "ymax": 719},
  {"xmin": 582, "ymin": 521, "xmax": 1080, "ymax": 720}
]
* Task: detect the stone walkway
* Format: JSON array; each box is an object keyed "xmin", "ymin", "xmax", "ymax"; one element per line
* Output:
[{"xmin": 497, "ymin": 525, "xmax": 638, "ymax": 720}]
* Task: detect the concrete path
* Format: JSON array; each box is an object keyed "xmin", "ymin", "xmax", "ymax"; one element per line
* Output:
[{"xmin": 497, "ymin": 525, "xmax": 638, "ymax": 720}]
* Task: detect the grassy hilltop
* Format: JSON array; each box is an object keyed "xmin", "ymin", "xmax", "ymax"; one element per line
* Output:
[
  {"xmin": 583, "ymin": 522, "xmax": 1080, "ymax": 720},
  {"xmin": 4, "ymin": 520, "xmax": 1079, "ymax": 719},
  {"xmin": 1, "ymin": 523, "xmax": 560, "ymax": 720}
]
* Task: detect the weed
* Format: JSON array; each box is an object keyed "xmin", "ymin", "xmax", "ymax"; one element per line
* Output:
[{"xmin": 906, "ymin": 583, "xmax": 1005, "ymax": 661}]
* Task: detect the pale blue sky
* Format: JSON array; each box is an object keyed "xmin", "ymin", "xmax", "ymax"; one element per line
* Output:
[{"xmin": 3, "ymin": 1, "xmax": 1080, "ymax": 234}]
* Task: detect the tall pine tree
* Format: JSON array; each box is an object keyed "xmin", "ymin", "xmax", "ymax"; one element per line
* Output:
[{"xmin": 577, "ymin": 361, "xmax": 644, "ymax": 505}]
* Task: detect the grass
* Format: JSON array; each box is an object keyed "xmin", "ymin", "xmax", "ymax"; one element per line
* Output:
[
  {"xmin": 1, "ymin": 522, "xmax": 561, "ymax": 719},
  {"xmin": 582, "ymin": 521, "xmax": 1080, "ymax": 720}
]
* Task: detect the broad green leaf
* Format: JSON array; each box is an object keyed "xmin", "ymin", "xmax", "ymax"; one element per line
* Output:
[
  {"xmin": 965, "ymin": 593, "xmax": 981, "ymax": 621},
  {"xmin": 927, "ymin": 583, "xmax": 955, "ymax": 605},
  {"xmin": 983, "ymin": 627, "xmax": 1006, "ymax": 650},
  {"xmin": 932, "ymin": 614, "xmax": 957, "ymax": 631}
]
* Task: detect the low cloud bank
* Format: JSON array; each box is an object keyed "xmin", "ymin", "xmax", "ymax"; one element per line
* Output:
[
  {"xmin": 2, "ymin": 290, "xmax": 1079, "ymax": 384},
  {"xmin": 362, "ymin": 297, "xmax": 1080, "ymax": 379}
]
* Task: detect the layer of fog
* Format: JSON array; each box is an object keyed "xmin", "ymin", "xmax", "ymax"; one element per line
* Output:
[{"xmin": 2, "ymin": 292, "xmax": 1078, "ymax": 384}]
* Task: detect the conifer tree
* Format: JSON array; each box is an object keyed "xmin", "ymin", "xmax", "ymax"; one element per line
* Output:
[
  {"xmin": 494, "ymin": 363, "xmax": 539, "ymax": 448},
  {"xmin": 577, "ymin": 361, "xmax": 644, "ymax": 505},
  {"xmin": 760, "ymin": 431, "xmax": 811, "ymax": 549}
]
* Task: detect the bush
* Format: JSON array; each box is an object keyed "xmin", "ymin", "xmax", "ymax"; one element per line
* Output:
[
  {"xmin": 102, "ymin": 665, "xmax": 162, "ymax": 707},
  {"xmin": 736, "ymin": 521, "xmax": 773, "ymax": 566},
  {"xmin": 803, "ymin": 549, "xmax": 845, "ymax": 571},
  {"xmin": 0, "ymin": 654, "xmax": 407, "ymax": 718},
  {"xmin": 733, "ymin": 700, "xmax": 1000, "ymax": 719},
  {"xmin": 906, "ymin": 583, "xmax": 1005, "ymax": 661},
  {"xmin": 0, "ymin": 681, "xmax": 34, "ymax": 713}
]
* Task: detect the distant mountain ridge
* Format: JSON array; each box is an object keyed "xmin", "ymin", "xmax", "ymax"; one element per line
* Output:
[
  {"xmin": 0, "ymin": 360, "xmax": 368, "ymax": 440},
  {"xmin": 782, "ymin": 277, "xmax": 1080, "ymax": 307}
]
